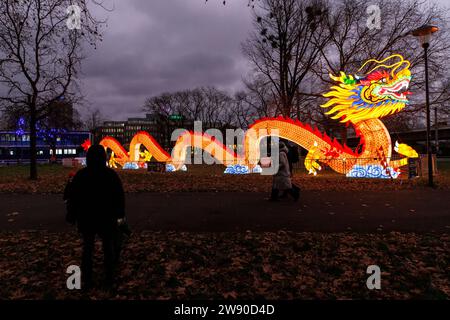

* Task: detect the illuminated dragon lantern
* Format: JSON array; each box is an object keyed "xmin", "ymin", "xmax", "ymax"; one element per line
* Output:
[
  {"xmin": 306, "ymin": 53, "xmax": 419, "ymax": 177},
  {"xmin": 94, "ymin": 54, "xmax": 418, "ymax": 178}
]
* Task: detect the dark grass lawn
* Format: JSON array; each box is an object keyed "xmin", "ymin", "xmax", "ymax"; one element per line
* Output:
[
  {"xmin": 1, "ymin": 163, "xmax": 449, "ymax": 300},
  {"xmin": 437, "ymin": 158, "xmax": 450, "ymax": 173},
  {"xmin": 0, "ymin": 162, "xmax": 449, "ymax": 193},
  {"xmin": 0, "ymin": 230, "xmax": 448, "ymax": 300}
]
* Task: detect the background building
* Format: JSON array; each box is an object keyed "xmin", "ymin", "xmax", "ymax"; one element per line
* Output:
[
  {"xmin": 94, "ymin": 112, "xmax": 246, "ymax": 162},
  {"xmin": 0, "ymin": 99, "xmax": 90, "ymax": 164},
  {"xmin": 94, "ymin": 113, "xmax": 194, "ymax": 149},
  {"xmin": 0, "ymin": 130, "xmax": 91, "ymax": 164}
]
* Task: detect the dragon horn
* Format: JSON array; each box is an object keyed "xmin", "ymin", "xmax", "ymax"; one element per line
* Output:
[{"xmin": 358, "ymin": 54, "xmax": 410, "ymax": 76}]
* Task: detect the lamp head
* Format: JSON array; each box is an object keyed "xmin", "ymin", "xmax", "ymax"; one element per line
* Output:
[{"xmin": 411, "ymin": 24, "xmax": 439, "ymax": 47}]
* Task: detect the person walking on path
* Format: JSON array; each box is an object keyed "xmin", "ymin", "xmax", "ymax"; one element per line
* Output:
[
  {"xmin": 286, "ymin": 140, "xmax": 299, "ymax": 176},
  {"xmin": 270, "ymin": 141, "xmax": 299, "ymax": 202}
]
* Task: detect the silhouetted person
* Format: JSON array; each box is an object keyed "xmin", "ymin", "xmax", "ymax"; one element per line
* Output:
[{"xmin": 64, "ymin": 144, "xmax": 125, "ymax": 289}]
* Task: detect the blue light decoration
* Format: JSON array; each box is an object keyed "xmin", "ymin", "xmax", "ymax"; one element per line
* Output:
[
  {"xmin": 36, "ymin": 124, "xmax": 67, "ymax": 140},
  {"xmin": 223, "ymin": 164, "xmax": 263, "ymax": 174},
  {"xmin": 123, "ymin": 162, "xmax": 139, "ymax": 170},
  {"xmin": 166, "ymin": 164, "xmax": 187, "ymax": 172},
  {"xmin": 15, "ymin": 117, "xmax": 26, "ymax": 136},
  {"xmin": 15, "ymin": 117, "xmax": 67, "ymax": 141},
  {"xmin": 224, "ymin": 164, "xmax": 250, "ymax": 174},
  {"xmin": 346, "ymin": 164, "xmax": 400, "ymax": 179},
  {"xmin": 251, "ymin": 165, "xmax": 263, "ymax": 174}
]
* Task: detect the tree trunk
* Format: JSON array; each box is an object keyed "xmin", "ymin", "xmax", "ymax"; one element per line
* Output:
[
  {"xmin": 29, "ymin": 105, "xmax": 38, "ymax": 180},
  {"xmin": 51, "ymin": 144, "xmax": 57, "ymax": 162}
]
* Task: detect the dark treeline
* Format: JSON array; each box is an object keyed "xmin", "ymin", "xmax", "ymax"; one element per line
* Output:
[{"xmin": 1, "ymin": 0, "xmax": 449, "ymax": 179}]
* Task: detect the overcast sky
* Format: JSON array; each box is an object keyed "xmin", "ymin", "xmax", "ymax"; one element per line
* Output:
[{"xmin": 80, "ymin": 0, "xmax": 253, "ymax": 120}]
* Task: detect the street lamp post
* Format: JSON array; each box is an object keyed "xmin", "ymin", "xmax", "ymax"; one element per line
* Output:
[
  {"xmin": 412, "ymin": 24, "xmax": 439, "ymax": 187},
  {"xmin": 435, "ymin": 107, "xmax": 439, "ymax": 154}
]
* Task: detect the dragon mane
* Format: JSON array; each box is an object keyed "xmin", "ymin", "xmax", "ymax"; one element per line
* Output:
[{"xmin": 321, "ymin": 54, "xmax": 412, "ymax": 123}]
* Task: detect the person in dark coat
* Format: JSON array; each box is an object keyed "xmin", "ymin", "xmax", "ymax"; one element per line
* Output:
[
  {"xmin": 286, "ymin": 140, "xmax": 299, "ymax": 176},
  {"xmin": 64, "ymin": 144, "xmax": 125, "ymax": 288},
  {"xmin": 270, "ymin": 141, "xmax": 299, "ymax": 201},
  {"xmin": 280, "ymin": 140, "xmax": 300, "ymax": 199}
]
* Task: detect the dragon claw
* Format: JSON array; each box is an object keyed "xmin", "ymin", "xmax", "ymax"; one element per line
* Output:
[
  {"xmin": 305, "ymin": 141, "xmax": 323, "ymax": 176},
  {"xmin": 395, "ymin": 140, "xmax": 418, "ymax": 158},
  {"xmin": 306, "ymin": 159, "xmax": 322, "ymax": 176}
]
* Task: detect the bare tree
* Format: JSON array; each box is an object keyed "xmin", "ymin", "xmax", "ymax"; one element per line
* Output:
[
  {"xmin": 242, "ymin": 0, "xmax": 331, "ymax": 116},
  {"xmin": 0, "ymin": 111, "xmax": 7, "ymax": 129},
  {"xmin": 182, "ymin": 88, "xmax": 204, "ymax": 122},
  {"xmin": 230, "ymin": 91, "xmax": 255, "ymax": 128},
  {"xmin": 84, "ymin": 107, "xmax": 106, "ymax": 132},
  {"xmin": 244, "ymin": 76, "xmax": 278, "ymax": 117},
  {"xmin": 0, "ymin": 0, "xmax": 106, "ymax": 179},
  {"xmin": 310, "ymin": 0, "xmax": 450, "ymax": 134},
  {"xmin": 200, "ymin": 87, "xmax": 233, "ymax": 128},
  {"xmin": 241, "ymin": 0, "xmax": 449, "ymax": 135},
  {"xmin": 143, "ymin": 87, "xmax": 236, "ymax": 129}
]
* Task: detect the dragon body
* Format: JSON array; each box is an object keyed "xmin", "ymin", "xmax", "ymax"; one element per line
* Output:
[{"xmin": 97, "ymin": 54, "xmax": 418, "ymax": 178}]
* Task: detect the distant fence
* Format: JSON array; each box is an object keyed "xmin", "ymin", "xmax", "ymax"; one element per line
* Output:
[
  {"xmin": 0, "ymin": 159, "xmax": 53, "ymax": 166},
  {"xmin": 0, "ymin": 155, "xmax": 442, "ymax": 176},
  {"xmin": 292, "ymin": 154, "xmax": 438, "ymax": 176}
]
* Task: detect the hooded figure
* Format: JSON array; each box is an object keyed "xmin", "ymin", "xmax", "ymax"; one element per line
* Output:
[
  {"xmin": 86, "ymin": 144, "xmax": 107, "ymax": 169},
  {"xmin": 273, "ymin": 141, "xmax": 292, "ymax": 190},
  {"xmin": 270, "ymin": 141, "xmax": 299, "ymax": 201},
  {"xmin": 65, "ymin": 144, "xmax": 125, "ymax": 288}
]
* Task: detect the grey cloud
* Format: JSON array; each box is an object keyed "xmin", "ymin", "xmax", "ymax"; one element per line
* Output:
[{"xmin": 80, "ymin": 0, "xmax": 253, "ymax": 120}]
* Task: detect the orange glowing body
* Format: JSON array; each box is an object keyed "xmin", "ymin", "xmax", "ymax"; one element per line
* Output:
[{"xmin": 96, "ymin": 54, "xmax": 418, "ymax": 178}]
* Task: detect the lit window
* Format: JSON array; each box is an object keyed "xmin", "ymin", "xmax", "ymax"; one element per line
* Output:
[
  {"xmin": 9, "ymin": 150, "xmax": 14, "ymax": 156},
  {"xmin": 72, "ymin": 149, "xmax": 76, "ymax": 154},
  {"xmin": 50, "ymin": 149, "xmax": 53, "ymax": 155},
  {"xmin": 63, "ymin": 149, "xmax": 67, "ymax": 154},
  {"xmin": 56, "ymin": 149, "xmax": 62, "ymax": 155}
]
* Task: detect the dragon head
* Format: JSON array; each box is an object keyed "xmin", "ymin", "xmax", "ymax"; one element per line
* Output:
[{"xmin": 322, "ymin": 54, "xmax": 412, "ymax": 123}]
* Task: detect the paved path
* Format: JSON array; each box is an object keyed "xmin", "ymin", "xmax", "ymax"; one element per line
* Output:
[{"xmin": 0, "ymin": 190, "xmax": 449, "ymax": 233}]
